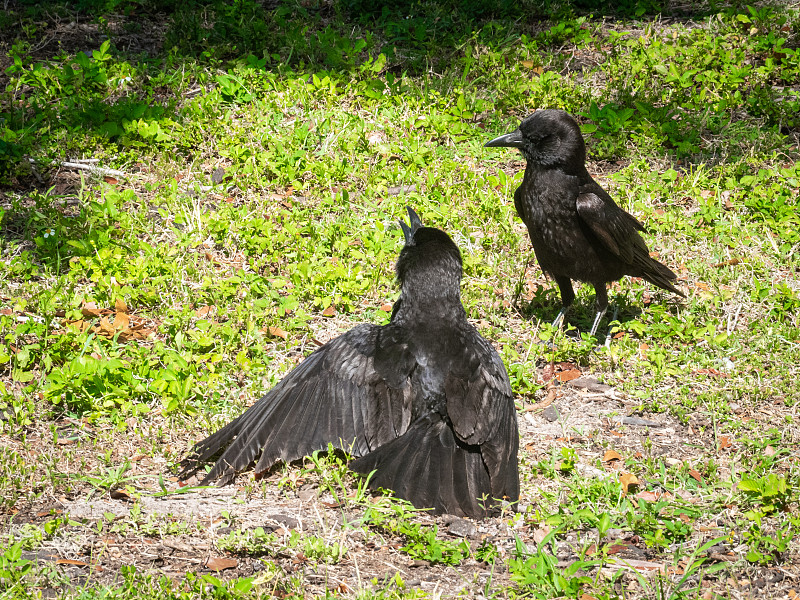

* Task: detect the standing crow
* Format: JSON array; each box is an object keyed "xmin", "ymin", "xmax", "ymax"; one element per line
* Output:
[
  {"xmin": 485, "ymin": 109, "xmax": 684, "ymax": 335},
  {"xmin": 179, "ymin": 208, "xmax": 519, "ymax": 518}
]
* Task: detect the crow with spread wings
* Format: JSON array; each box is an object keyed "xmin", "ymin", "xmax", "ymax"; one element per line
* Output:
[{"xmin": 179, "ymin": 208, "xmax": 519, "ymax": 518}]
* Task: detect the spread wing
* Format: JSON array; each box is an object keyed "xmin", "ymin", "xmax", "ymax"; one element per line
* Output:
[
  {"xmin": 443, "ymin": 329, "xmax": 519, "ymax": 504},
  {"xmin": 178, "ymin": 324, "xmax": 416, "ymax": 485},
  {"xmin": 575, "ymin": 186, "xmax": 647, "ymax": 265}
]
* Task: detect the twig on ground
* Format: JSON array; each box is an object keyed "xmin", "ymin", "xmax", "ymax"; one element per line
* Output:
[
  {"xmin": 59, "ymin": 161, "xmax": 129, "ymax": 178},
  {"xmin": 27, "ymin": 158, "xmax": 129, "ymax": 179}
]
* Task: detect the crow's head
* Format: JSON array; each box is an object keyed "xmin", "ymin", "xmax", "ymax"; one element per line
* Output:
[
  {"xmin": 396, "ymin": 207, "xmax": 463, "ymax": 295},
  {"xmin": 485, "ymin": 109, "xmax": 586, "ymax": 171}
]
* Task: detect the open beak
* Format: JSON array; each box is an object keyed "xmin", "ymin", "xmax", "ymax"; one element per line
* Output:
[
  {"xmin": 399, "ymin": 206, "xmax": 424, "ymax": 245},
  {"xmin": 485, "ymin": 129, "xmax": 524, "ymax": 149}
]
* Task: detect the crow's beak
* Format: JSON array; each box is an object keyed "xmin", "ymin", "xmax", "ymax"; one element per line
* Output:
[
  {"xmin": 485, "ymin": 129, "xmax": 524, "ymax": 149},
  {"xmin": 400, "ymin": 206, "xmax": 424, "ymax": 245}
]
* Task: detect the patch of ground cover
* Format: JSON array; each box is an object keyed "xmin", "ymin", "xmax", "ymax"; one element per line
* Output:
[{"xmin": 1, "ymin": 0, "xmax": 800, "ymax": 598}]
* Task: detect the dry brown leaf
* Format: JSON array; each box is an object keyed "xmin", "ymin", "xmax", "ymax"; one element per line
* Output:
[
  {"xmin": 712, "ymin": 258, "xmax": 741, "ymax": 268},
  {"xmin": 764, "ymin": 445, "xmax": 776, "ymax": 456},
  {"xmin": 57, "ymin": 559, "xmax": 88, "ymax": 567},
  {"xmin": 603, "ymin": 450, "xmax": 622, "ymax": 463},
  {"xmin": 322, "ymin": 306, "xmax": 336, "ymax": 317},
  {"xmin": 556, "ymin": 368, "xmax": 582, "ymax": 383},
  {"xmin": 81, "ymin": 302, "xmax": 102, "ymax": 318},
  {"xmin": 580, "ymin": 594, "xmax": 599, "ymax": 600},
  {"xmin": 0, "ymin": 308, "xmax": 12, "ymax": 316},
  {"xmin": 96, "ymin": 316, "xmax": 117, "ymax": 337},
  {"xmin": 67, "ymin": 319, "xmax": 91, "ymax": 332},
  {"xmin": 103, "ymin": 176, "xmax": 119, "ymax": 185},
  {"xmin": 718, "ymin": 436, "xmax": 732, "ymax": 450},
  {"xmin": 636, "ymin": 490, "xmax": 659, "ymax": 502},
  {"xmin": 619, "ymin": 473, "xmax": 639, "ymax": 494},
  {"xmin": 265, "ymin": 326, "xmax": 288, "ymax": 340},
  {"xmin": 380, "ymin": 303, "xmax": 393, "ymax": 312},
  {"xmin": 114, "ymin": 298, "xmax": 129, "ymax": 313},
  {"xmin": 195, "ymin": 305, "xmax": 214, "ymax": 318},
  {"xmin": 205, "ymin": 557, "xmax": 238, "ymax": 571},
  {"xmin": 688, "ymin": 469, "xmax": 703, "ymax": 483},
  {"xmin": 532, "ymin": 525, "xmax": 550, "ymax": 544},
  {"xmin": 114, "ymin": 312, "xmax": 130, "ymax": 331}
]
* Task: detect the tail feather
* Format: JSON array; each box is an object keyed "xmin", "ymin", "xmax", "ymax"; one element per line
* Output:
[
  {"xmin": 638, "ymin": 255, "xmax": 685, "ymax": 297},
  {"xmin": 350, "ymin": 412, "xmax": 492, "ymax": 517}
]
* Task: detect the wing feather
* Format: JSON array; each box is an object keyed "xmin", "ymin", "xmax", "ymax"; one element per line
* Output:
[
  {"xmin": 178, "ymin": 324, "xmax": 415, "ymax": 484},
  {"xmin": 576, "ymin": 189, "xmax": 685, "ymax": 295},
  {"xmin": 442, "ymin": 328, "xmax": 519, "ymax": 509},
  {"xmin": 575, "ymin": 189, "xmax": 646, "ymax": 265}
]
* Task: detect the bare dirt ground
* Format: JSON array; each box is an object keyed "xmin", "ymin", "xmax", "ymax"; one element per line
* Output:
[{"xmin": 5, "ymin": 357, "xmax": 797, "ymax": 599}]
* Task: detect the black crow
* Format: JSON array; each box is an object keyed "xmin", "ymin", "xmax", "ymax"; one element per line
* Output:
[
  {"xmin": 179, "ymin": 208, "xmax": 519, "ymax": 518},
  {"xmin": 485, "ymin": 109, "xmax": 684, "ymax": 335}
]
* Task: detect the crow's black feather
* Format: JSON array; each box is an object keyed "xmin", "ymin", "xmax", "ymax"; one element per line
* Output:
[
  {"xmin": 178, "ymin": 208, "xmax": 519, "ymax": 517},
  {"xmin": 486, "ymin": 110, "xmax": 684, "ymax": 333}
]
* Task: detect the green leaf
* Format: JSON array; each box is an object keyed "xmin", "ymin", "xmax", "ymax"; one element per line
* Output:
[{"xmin": 737, "ymin": 479, "xmax": 761, "ymax": 493}]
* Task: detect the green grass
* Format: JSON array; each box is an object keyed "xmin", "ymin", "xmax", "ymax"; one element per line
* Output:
[{"xmin": 1, "ymin": 0, "xmax": 799, "ymax": 598}]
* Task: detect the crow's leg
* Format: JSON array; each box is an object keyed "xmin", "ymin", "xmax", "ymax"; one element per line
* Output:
[
  {"xmin": 589, "ymin": 284, "xmax": 610, "ymax": 337},
  {"xmin": 552, "ymin": 276, "xmax": 575, "ymax": 330},
  {"xmin": 603, "ymin": 305, "xmax": 620, "ymax": 348}
]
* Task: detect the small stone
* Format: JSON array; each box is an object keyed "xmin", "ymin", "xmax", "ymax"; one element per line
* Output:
[
  {"xmin": 447, "ymin": 518, "xmax": 477, "ymax": 539},
  {"xmin": 211, "ymin": 167, "xmax": 226, "ymax": 185},
  {"xmin": 297, "ymin": 489, "xmax": 316, "ymax": 502},
  {"xmin": 410, "ymin": 559, "xmax": 428, "ymax": 568},
  {"xmin": 267, "ymin": 513, "xmax": 299, "ymax": 529},
  {"xmin": 387, "ymin": 184, "xmax": 416, "ymax": 196},
  {"xmin": 542, "ymin": 405, "xmax": 560, "ymax": 422},
  {"xmin": 568, "ymin": 376, "xmax": 611, "ymax": 393}
]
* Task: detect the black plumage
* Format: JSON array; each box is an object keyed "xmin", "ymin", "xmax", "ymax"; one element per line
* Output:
[
  {"xmin": 178, "ymin": 208, "xmax": 519, "ymax": 518},
  {"xmin": 485, "ymin": 109, "xmax": 685, "ymax": 335}
]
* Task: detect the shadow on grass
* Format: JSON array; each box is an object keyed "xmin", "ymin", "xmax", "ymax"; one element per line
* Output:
[{"xmin": 1, "ymin": 0, "xmax": 796, "ymax": 188}]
